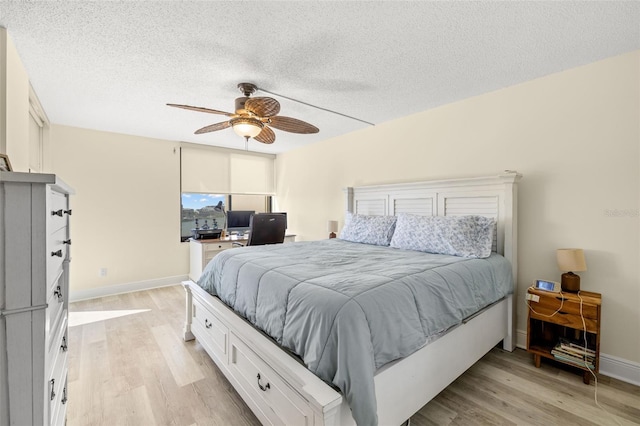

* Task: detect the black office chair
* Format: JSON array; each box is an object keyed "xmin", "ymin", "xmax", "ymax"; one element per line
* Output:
[{"xmin": 235, "ymin": 213, "xmax": 287, "ymax": 247}]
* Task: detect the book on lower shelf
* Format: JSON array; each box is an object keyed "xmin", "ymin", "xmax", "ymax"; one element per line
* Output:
[{"xmin": 551, "ymin": 338, "xmax": 595, "ymax": 369}]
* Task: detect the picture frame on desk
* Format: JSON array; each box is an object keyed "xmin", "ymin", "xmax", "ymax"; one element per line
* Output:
[{"xmin": 0, "ymin": 153, "xmax": 12, "ymax": 171}]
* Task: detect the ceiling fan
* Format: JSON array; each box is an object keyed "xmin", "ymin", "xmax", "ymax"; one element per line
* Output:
[{"xmin": 167, "ymin": 83, "xmax": 319, "ymax": 144}]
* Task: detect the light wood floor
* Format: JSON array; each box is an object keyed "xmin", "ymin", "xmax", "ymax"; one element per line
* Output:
[{"xmin": 68, "ymin": 285, "xmax": 640, "ymax": 426}]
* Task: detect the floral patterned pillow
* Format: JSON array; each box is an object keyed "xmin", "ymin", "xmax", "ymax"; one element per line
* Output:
[
  {"xmin": 339, "ymin": 212, "xmax": 397, "ymax": 246},
  {"xmin": 390, "ymin": 213, "xmax": 495, "ymax": 258}
]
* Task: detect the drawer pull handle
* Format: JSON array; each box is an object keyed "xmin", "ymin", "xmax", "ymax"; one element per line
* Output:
[
  {"xmin": 61, "ymin": 386, "xmax": 68, "ymax": 404},
  {"xmin": 51, "ymin": 250, "xmax": 63, "ymax": 257},
  {"xmin": 61, "ymin": 336, "xmax": 68, "ymax": 352},
  {"xmin": 51, "ymin": 209, "xmax": 63, "ymax": 217},
  {"xmin": 63, "ymin": 239, "xmax": 72, "ymax": 245},
  {"xmin": 54, "ymin": 286, "xmax": 63, "ymax": 302},
  {"xmin": 64, "ymin": 209, "xmax": 72, "ymax": 215},
  {"xmin": 204, "ymin": 319, "xmax": 212, "ymax": 329},
  {"xmin": 50, "ymin": 379, "xmax": 56, "ymax": 401},
  {"xmin": 257, "ymin": 373, "xmax": 270, "ymax": 392}
]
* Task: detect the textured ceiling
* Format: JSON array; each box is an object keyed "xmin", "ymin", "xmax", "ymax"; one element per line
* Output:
[{"xmin": 1, "ymin": 1, "xmax": 639, "ymax": 154}]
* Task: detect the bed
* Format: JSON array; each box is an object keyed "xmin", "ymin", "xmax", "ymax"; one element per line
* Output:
[{"xmin": 182, "ymin": 172, "xmax": 521, "ymax": 425}]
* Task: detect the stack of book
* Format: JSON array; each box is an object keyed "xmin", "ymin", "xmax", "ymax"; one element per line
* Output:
[{"xmin": 551, "ymin": 338, "xmax": 595, "ymax": 369}]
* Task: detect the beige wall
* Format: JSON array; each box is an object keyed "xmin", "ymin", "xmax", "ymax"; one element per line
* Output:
[
  {"xmin": 275, "ymin": 51, "xmax": 640, "ymax": 363},
  {"xmin": 0, "ymin": 29, "xmax": 30, "ymax": 170},
  {"xmin": 51, "ymin": 125, "xmax": 189, "ymax": 292}
]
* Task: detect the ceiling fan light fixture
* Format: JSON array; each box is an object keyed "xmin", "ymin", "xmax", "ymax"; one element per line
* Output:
[{"xmin": 231, "ymin": 117, "xmax": 263, "ymax": 138}]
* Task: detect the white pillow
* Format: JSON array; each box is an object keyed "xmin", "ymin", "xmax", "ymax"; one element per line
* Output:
[
  {"xmin": 390, "ymin": 213, "xmax": 495, "ymax": 258},
  {"xmin": 339, "ymin": 212, "xmax": 397, "ymax": 246}
]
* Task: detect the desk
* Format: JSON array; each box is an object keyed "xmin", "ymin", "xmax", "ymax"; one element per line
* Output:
[{"xmin": 189, "ymin": 235, "xmax": 296, "ymax": 282}]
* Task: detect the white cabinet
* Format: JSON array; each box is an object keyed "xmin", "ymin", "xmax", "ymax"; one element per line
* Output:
[
  {"xmin": 0, "ymin": 172, "xmax": 73, "ymax": 426},
  {"xmin": 189, "ymin": 235, "xmax": 296, "ymax": 282}
]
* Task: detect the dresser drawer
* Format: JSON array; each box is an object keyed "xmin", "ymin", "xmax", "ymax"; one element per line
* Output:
[
  {"xmin": 47, "ymin": 345, "xmax": 68, "ymax": 426},
  {"xmin": 229, "ymin": 333, "xmax": 312, "ymax": 426},
  {"xmin": 47, "ymin": 274, "xmax": 66, "ymax": 338},
  {"xmin": 48, "ymin": 191, "xmax": 70, "ymax": 234},
  {"xmin": 529, "ymin": 307, "xmax": 598, "ymax": 333},
  {"xmin": 47, "ymin": 227, "xmax": 68, "ymax": 287},
  {"xmin": 532, "ymin": 292, "xmax": 598, "ymax": 319},
  {"xmin": 48, "ymin": 316, "xmax": 68, "ymax": 368},
  {"xmin": 203, "ymin": 241, "xmax": 235, "ymax": 254},
  {"xmin": 49, "ymin": 371, "xmax": 68, "ymax": 426},
  {"xmin": 202, "ymin": 242, "xmax": 234, "ymax": 271},
  {"xmin": 192, "ymin": 296, "xmax": 229, "ymax": 365}
]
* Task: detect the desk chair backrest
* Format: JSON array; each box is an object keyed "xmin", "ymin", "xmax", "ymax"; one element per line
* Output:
[{"xmin": 246, "ymin": 213, "xmax": 286, "ymax": 246}]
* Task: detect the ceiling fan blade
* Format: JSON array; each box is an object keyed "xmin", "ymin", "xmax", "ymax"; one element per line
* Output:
[
  {"xmin": 244, "ymin": 97, "xmax": 281, "ymax": 117},
  {"xmin": 269, "ymin": 116, "xmax": 319, "ymax": 134},
  {"xmin": 167, "ymin": 103, "xmax": 234, "ymax": 116},
  {"xmin": 254, "ymin": 126, "xmax": 276, "ymax": 144},
  {"xmin": 194, "ymin": 121, "xmax": 231, "ymax": 134}
]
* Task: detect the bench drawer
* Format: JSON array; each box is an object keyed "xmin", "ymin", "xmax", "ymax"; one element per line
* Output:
[
  {"xmin": 192, "ymin": 295, "xmax": 229, "ymax": 365},
  {"xmin": 228, "ymin": 333, "xmax": 312, "ymax": 426}
]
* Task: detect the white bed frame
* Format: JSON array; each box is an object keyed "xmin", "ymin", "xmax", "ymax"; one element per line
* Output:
[{"xmin": 182, "ymin": 172, "xmax": 521, "ymax": 425}]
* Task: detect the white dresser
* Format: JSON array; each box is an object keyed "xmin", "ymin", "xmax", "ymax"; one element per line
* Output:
[
  {"xmin": 189, "ymin": 235, "xmax": 296, "ymax": 282},
  {"xmin": 0, "ymin": 172, "xmax": 74, "ymax": 426}
]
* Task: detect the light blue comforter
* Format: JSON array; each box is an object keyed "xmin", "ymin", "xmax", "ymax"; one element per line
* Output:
[{"xmin": 198, "ymin": 239, "xmax": 512, "ymax": 425}]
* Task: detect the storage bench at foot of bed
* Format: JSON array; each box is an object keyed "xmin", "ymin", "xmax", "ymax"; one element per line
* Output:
[{"xmin": 184, "ymin": 283, "xmax": 342, "ymax": 426}]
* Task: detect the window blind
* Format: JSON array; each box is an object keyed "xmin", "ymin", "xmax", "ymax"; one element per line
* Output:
[
  {"xmin": 181, "ymin": 145, "xmax": 275, "ymax": 195},
  {"xmin": 230, "ymin": 152, "xmax": 275, "ymax": 195}
]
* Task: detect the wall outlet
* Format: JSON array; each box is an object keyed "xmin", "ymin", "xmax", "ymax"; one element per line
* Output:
[{"xmin": 99, "ymin": 268, "xmax": 107, "ymax": 277}]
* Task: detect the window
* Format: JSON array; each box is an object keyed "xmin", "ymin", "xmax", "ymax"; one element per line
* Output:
[
  {"xmin": 180, "ymin": 193, "xmax": 272, "ymax": 242},
  {"xmin": 180, "ymin": 145, "xmax": 276, "ymax": 242}
]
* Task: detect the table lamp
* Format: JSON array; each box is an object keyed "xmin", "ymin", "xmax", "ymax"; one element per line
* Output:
[
  {"xmin": 328, "ymin": 220, "xmax": 338, "ymax": 239},
  {"xmin": 557, "ymin": 248, "xmax": 587, "ymax": 292}
]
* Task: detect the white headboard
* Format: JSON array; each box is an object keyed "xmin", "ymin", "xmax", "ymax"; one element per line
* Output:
[{"xmin": 344, "ymin": 172, "xmax": 522, "ymax": 280}]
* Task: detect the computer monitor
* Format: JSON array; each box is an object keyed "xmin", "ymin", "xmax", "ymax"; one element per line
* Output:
[
  {"xmin": 226, "ymin": 210, "xmax": 254, "ymax": 234},
  {"xmin": 270, "ymin": 212, "xmax": 287, "ymax": 229}
]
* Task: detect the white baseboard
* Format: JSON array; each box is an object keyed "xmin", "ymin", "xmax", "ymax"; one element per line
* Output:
[
  {"xmin": 516, "ymin": 328, "xmax": 527, "ymax": 350},
  {"xmin": 69, "ymin": 275, "xmax": 188, "ymax": 302},
  {"xmin": 515, "ymin": 328, "xmax": 640, "ymax": 387},
  {"xmin": 599, "ymin": 353, "xmax": 640, "ymax": 386}
]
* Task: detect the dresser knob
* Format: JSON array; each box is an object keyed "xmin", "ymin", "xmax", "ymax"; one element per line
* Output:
[
  {"xmin": 61, "ymin": 336, "xmax": 68, "ymax": 352},
  {"xmin": 51, "ymin": 250, "xmax": 63, "ymax": 257},
  {"xmin": 204, "ymin": 318, "xmax": 212, "ymax": 329},
  {"xmin": 50, "ymin": 379, "xmax": 56, "ymax": 401},
  {"xmin": 51, "ymin": 209, "xmax": 63, "ymax": 217},
  {"xmin": 61, "ymin": 387, "xmax": 67, "ymax": 404},
  {"xmin": 64, "ymin": 209, "xmax": 72, "ymax": 215},
  {"xmin": 54, "ymin": 286, "xmax": 63, "ymax": 302},
  {"xmin": 63, "ymin": 239, "xmax": 72, "ymax": 245}
]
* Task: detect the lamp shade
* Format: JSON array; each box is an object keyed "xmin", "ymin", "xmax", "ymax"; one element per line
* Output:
[
  {"xmin": 327, "ymin": 220, "xmax": 338, "ymax": 233},
  {"xmin": 231, "ymin": 117, "xmax": 263, "ymax": 138},
  {"xmin": 557, "ymin": 248, "xmax": 587, "ymax": 272}
]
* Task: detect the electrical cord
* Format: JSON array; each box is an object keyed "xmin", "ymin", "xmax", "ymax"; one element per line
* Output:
[
  {"xmin": 576, "ymin": 292, "xmax": 622, "ymax": 426},
  {"xmin": 525, "ymin": 285, "xmax": 565, "ymax": 317}
]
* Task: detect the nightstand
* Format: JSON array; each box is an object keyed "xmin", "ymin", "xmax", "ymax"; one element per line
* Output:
[{"xmin": 526, "ymin": 287, "xmax": 601, "ymax": 384}]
